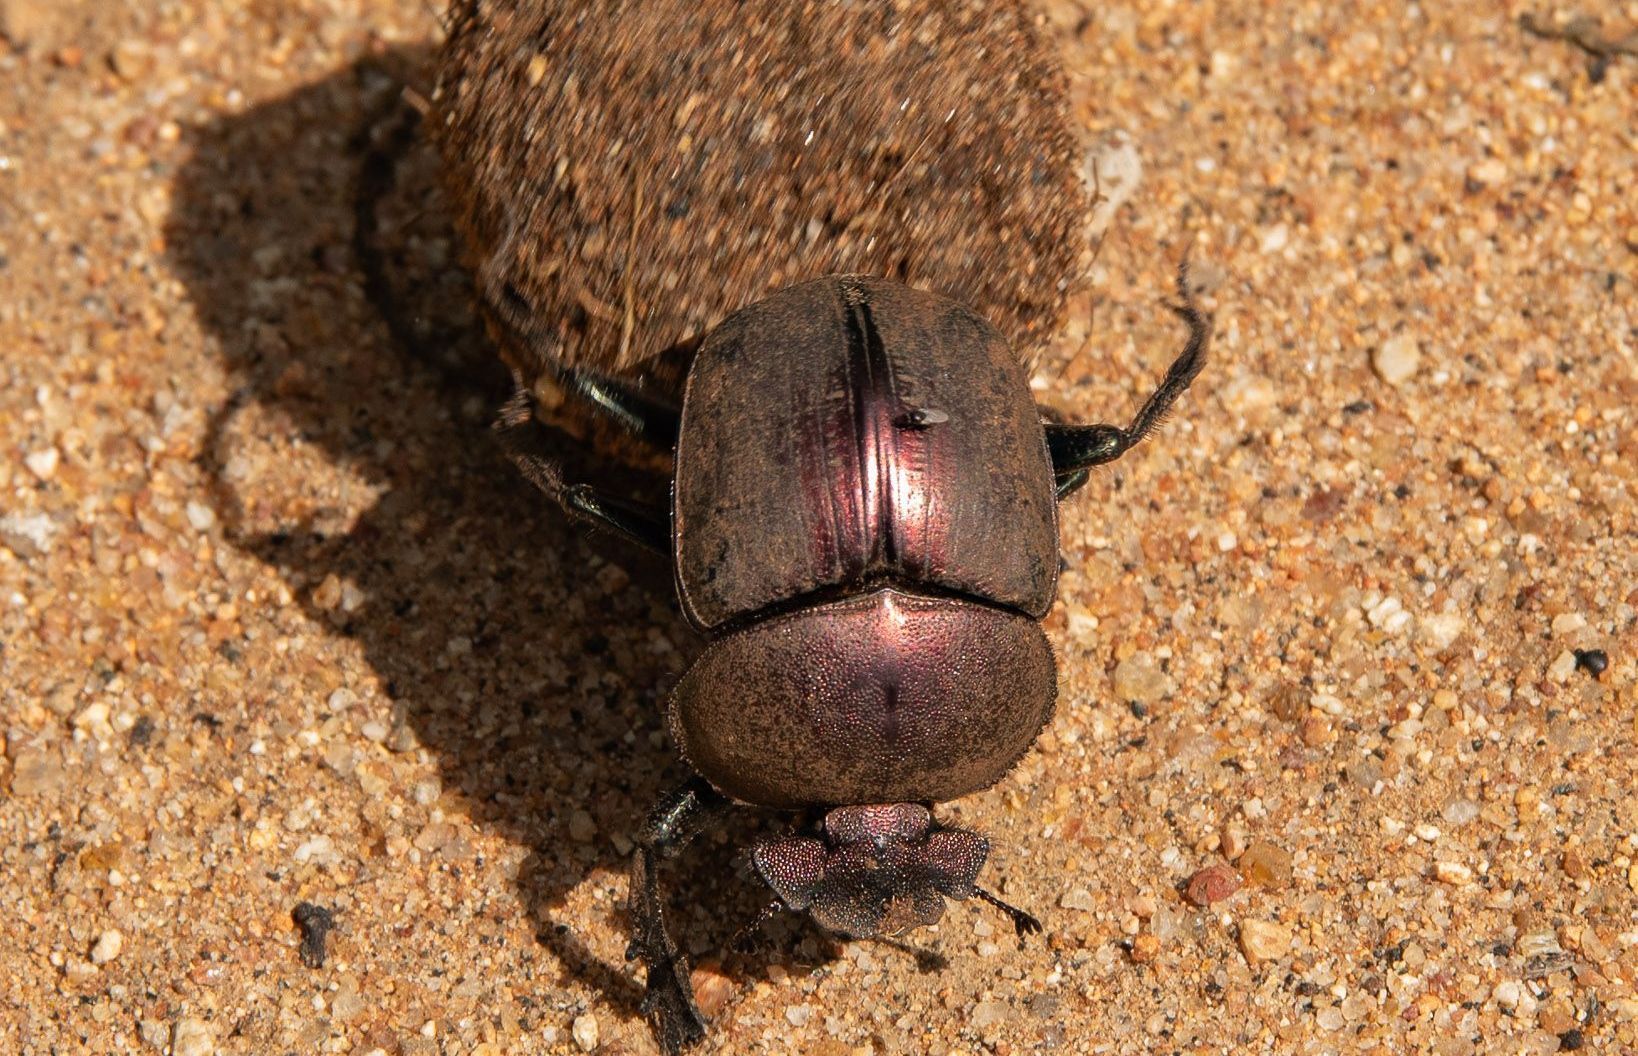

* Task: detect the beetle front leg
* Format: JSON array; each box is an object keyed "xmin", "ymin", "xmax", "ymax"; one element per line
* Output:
[
  {"xmin": 1046, "ymin": 263, "xmax": 1211, "ymax": 498},
  {"xmin": 545, "ymin": 364, "xmax": 682, "ymax": 449},
  {"xmin": 495, "ymin": 387, "xmax": 672, "ymax": 555},
  {"xmin": 482, "ymin": 289, "xmax": 685, "ymax": 448},
  {"xmin": 628, "ymin": 776, "xmax": 730, "ymax": 1054}
]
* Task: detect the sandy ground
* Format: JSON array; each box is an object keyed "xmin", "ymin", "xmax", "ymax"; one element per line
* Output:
[{"xmin": 2, "ymin": 2, "xmax": 1635, "ymax": 1054}]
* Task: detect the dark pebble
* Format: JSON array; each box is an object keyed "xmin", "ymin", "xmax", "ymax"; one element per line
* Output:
[
  {"xmin": 1572, "ymin": 649, "xmax": 1607, "ymax": 677},
  {"xmin": 292, "ymin": 902, "xmax": 337, "ymax": 968}
]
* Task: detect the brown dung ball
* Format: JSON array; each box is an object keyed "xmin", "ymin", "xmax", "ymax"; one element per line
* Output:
[{"xmin": 432, "ymin": 0, "xmax": 1094, "ymax": 395}]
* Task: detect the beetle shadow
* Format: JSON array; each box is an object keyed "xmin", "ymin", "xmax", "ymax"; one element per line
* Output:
[
  {"xmin": 163, "ymin": 45, "xmax": 764, "ymax": 1019},
  {"xmin": 166, "ymin": 45, "xmax": 958, "ymax": 1031}
]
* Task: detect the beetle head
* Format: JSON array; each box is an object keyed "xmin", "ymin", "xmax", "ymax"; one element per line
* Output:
[{"xmin": 751, "ymin": 803, "xmax": 1040, "ymax": 939}]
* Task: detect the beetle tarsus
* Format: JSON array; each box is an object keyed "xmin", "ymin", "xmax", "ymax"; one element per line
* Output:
[
  {"xmin": 1047, "ymin": 262, "xmax": 1211, "ymax": 496},
  {"xmin": 630, "ymin": 930, "xmax": 706, "ymax": 1053},
  {"xmin": 628, "ymin": 778, "xmax": 729, "ymax": 1052},
  {"xmin": 973, "ymin": 886, "xmax": 1044, "ymax": 940}
]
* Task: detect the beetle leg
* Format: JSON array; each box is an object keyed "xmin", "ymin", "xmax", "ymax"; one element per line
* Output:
[
  {"xmin": 1046, "ymin": 263, "xmax": 1211, "ymax": 497},
  {"xmin": 972, "ymin": 886, "xmax": 1044, "ymax": 940},
  {"xmin": 495, "ymin": 388, "xmax": 671, "ymax": 556},
  {"xmin": 730, "ymin": 898, "xmax": 787, "ymax": 954},
  {"xmin": 545, "ymin": 364, "xmax": 682, "ymax": 448},
  {"xmin": 1052, "ymin": 466, "xmax": 1091, "ymax": 501},
  {"xmin": 482, "ymin": 290, "xmax": 684, "ymax": 448},
  {"xmin": 628, "ymin": 777, "xmax": 730, "ymax": 1054}
]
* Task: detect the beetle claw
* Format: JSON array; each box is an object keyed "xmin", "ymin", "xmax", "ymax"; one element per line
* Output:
[
  {"xmin": 637, "ymin": 952, "xmax": 708, "ymax": 1053},
  {"xmin": 1011, "ymin": 911, "xmax": 1045, "ymax": 939}
]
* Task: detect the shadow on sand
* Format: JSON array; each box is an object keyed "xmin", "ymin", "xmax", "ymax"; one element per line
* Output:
[{"xmin": 164, "ymin": 45, "xmax": 789, "ymax": 1026}]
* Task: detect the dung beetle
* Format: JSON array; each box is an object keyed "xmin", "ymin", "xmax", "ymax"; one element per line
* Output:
[
  {"xmin": 501, "ymin": 271, "xmax": 1208, "ymax": 1051},
  {"xmin": 426, "ymin": 1, "xmax": 1207, "ymax": 1048}
]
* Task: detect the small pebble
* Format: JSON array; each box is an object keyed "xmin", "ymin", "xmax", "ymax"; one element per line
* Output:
[
  {"xmin": 1238, "ymin": 919, "xmax": 1292, "ymax": 964},
  {"xmin": 110, "ymin": 38, "xmax": 156, "ymax": 80},
  {"xmin": 1420, "ymin": 612, "xmax": 1466, "ymax": 650},
  {"xmin": 387, "ymin": 716, "xmax": 419, "ymax": 754},
  {"xmin": 1440, "ymin": 798, "xmax": 1481, "ymax": 826},
  {"xmin": 970, "ymin": 999, "xmax": 1008, "ymax": 1028},
  {"xmin": 172, "ymin": 1018, "xmax": 214, "ymax": 1056},
  {"xmin": 1111, "ymin": 651, "xmax": 1170, "ymax": 704},
  {"xmin": 1434, "ymin": 860, "xmax": 1473, "ymax": 885},
  {"xmin": 185, "ymin": 501, "xmax": 217, "ymax": 532},
  {"xmin": 566, "ymin": 809, "xmax": 597, "ymax": 843},
  {"xmin": 0, "ymin": 511, "xmax": 57, "ymax": 557},
  {"xmin": 1130, "ymin": 933, "xmax": 1160, "ymax": 963},
  {"xmin": 1550, "ymin": 612, "xmax": 1588, "ymax": 636},
  {"xmin": 1467, "ymin": 157, "xmax": 1507, "ymax": 186},
  {"xmin": 292, "ymin": 835, "xmax": 338, "ymax": 866},
  {"xmin": 1059, "ymin": 887, "xmax": 1096, "ymax": 911},
  {"xmin": 1237, "ymin": 841, "xmax": 1293, "ymax": 888},
  {"xmin": 74, "ymin": 701, "xmax": 114, "ymax": 740},
  {"xmin": 689, "ymin": 961, "xmax": 734, "ymax": 1018},
  {"xmin": 1515, "ymin": 931, "xmax": 1562, "ymax": 959},
  {"xmin": 8, "ymin": 749, "xmax": 63, "ymax": 796},
  {"xmin": 1373, "ymin": 334, "xmax": 1421, "ymax": 386},
  {"xmin": 312, "ymin": 574, "xmax": 343, "ymax": 611},
  {"xmin": 525, "ymin": 52, "xmax": 548, "ymax": 86},
  {"xmin": 1184, "ymin": 863, "xmax": 1242, "ymax": 906},
  {"xmin": 1366, "ymin": 595, "xmax": 1411, "ymax": 633},
  {"xmin": 139, "ymin": 1019, "xmax": 169, "ymax": 1050},
  {"xmin": 785, "ymin": 1004, "xmax": 814, "ymax": 1027},
  {"xmin": 571, "ymin": 1012, "xmax": 599, "ymax": 1052},
  {"xmin": 1219, "ymin": 373, "xmax": 1277, "ymax": 416},
  {"xmin": 1546, "ymin": 650, "xmax": 1578, "ymax": 683},
  {"xmin": 24, "ymin": 446, "xmax": 59, "ymax": 480},
  {"xmin": 90, "ymin": 929, "xmax": 123, "ymax": 964},
  {"xmin": 1492, "ymin": 980, "xmax": 1534, "ymax": 1014},
  {"xmin": 1300, "ymin": 713, "xmax": 1333, "ymax": 747}
]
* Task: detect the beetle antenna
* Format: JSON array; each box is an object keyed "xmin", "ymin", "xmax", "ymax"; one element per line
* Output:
[
  {"xmin": 972, "ymin": 887, "xmax": 1044, "ymax": 940},
  {"xmin": 730, "ymin": 899, "xmax": 787, "ymax": 954}
]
